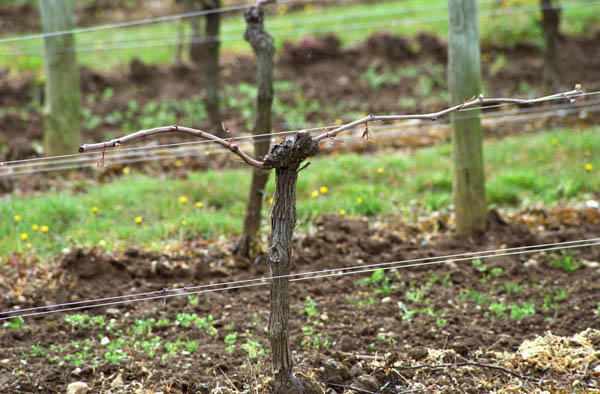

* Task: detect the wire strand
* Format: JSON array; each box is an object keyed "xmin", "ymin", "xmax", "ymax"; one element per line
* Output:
[
  {"xmin": 6, "ymin": 102, "xmax": 599, "ymax": 176},
  {"xmin": 2, "ymin": 238, "xmax": 599, "ymax": 320},
  {"xmin": 1, "ymin": 90, "xmax": 598, "ymax": 171},
  {"xmin": 1, "ymin": 100, "xmax": 598, "ymax": 176},
  {"xmin": 0, "ymin": 0, "xmax": 509, "ymax": 46},
  {"xmin": 3, "ymin": 0, "xmax": 597, "ymax": 56}
]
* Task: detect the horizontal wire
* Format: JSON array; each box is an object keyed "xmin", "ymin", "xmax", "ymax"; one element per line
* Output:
[
  {"xmin": 2, "ymin": 90, "xmax": 598, "ymax": 171},
  {"xmin": 3, "ymin": 0, "xmax": 596, "ymax": 56},
  {"xmin": 2, "ymin": 239, "xmax": 599, "ymax": 321},
  {"xmin": 0, "ymin": 125, "xmax": 339, "ymax": 167},
  {"xmin": 2, "ymin": 236, "xmax": 595, "ymax": 315},
  {"xmin": 0, "ymin": 0, "xmax": 505, "ymax": 47},
  {"xmin": 1, "ymin": 99, "xmax": 598, "ymax": 176},
  {"xmin": 1, "ymin": 103, "xmax": 597, "ymax": 177},
  {"xmin": 0, "ymin": 2, "xmax": 267, "ymax": 44}
]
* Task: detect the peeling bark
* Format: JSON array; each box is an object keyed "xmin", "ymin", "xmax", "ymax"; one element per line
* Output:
[{"xmin": 263, "ymin": 132, "xmax": 319, "ymax": 394}]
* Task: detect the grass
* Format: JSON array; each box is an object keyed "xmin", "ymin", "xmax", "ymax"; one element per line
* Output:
[
  {"xmin": 1, "ymin": 0, "xmax": 599, "ymax": 74},
  {"xmin": 1, "ymin": 126, "xmax": 599, "ymax": 260}
]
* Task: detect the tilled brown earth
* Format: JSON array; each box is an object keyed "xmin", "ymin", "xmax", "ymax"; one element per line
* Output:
[{"xmin": 1, "ymin": 208, "xmax": 600, "ymax": 393}]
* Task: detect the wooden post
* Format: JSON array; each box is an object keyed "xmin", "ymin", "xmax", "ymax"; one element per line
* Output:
[
  {"xmin": 235, "ymin": 5, "xmax": 275, "ymax": 257},
  {"xmin": 203, "ymin": 0, "xmax": 222, "ymax": 132},
  {"xmin": 448, "ymin": 0, "xmax": 487, "ymax": 236},
  {"xmin": 40, "ymin": 0, "xmax": 80, "ymax": 156},
  {"xmin": 541, "ymin": 0, "xmax": 561, "ymax": 93}
]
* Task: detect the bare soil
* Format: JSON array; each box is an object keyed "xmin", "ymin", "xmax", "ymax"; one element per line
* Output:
[
  {"xmin": 1, "ymin": 22, "xmax": 600, "ymax": 394},
  {"xmin": 1, "ymin": 30, "xmax": 599, "ymax": 175},
  {"xmin": 1, "ymin": 207, "xmax": 600, "ymax": 393}
]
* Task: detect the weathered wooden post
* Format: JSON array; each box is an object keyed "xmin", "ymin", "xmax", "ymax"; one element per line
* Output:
[
  {"xmin": 235, "ymin": 3, "xmax": 275, "ymax": 257},
  {"xmin": 40, "ymin": 0, "xmax": 80, "ymax": 156},
  {"xmin": 448, "ymin": 0, "xmax": 487, "ymax": 236},
  {"xmin": 541, "ymin": 0, "xmax": 561, "ymax": 93}
]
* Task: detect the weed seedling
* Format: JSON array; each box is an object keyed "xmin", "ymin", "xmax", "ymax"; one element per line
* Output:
[
  {"xmin": 187, "ymin": 295, "xmax": 199, "ymax": 306},
  {"xmin": 504, "ymin": 282, "xmax": 524, "ymax": 293},
  {"xmin": 224, "ymin": 333, "xmax": 238, "ymax": 354},
  {"xmin": 489, "ymin": 302, "xmax": 507, "ymax": 318},
  {"xmin": 509, "ymin": 302, "xmax": 536, "ymax": 320},
  {"xmin": 550, "ymin": 250, "xmax": 582, "ymax": 272},
  {"xmin": 3, "ymin": 317, "xmax": 25, "ymax": 330},
  {"xmin": 132, "ymin": 317, "xmax": 156, "ymax": 336},
  {"xmin": 175, "ymin": 313, "xmax": 197, "ymax": 328},
  {"xmin": 242, "ymin": 339, "xmax": 265, "ymax": 358},
  {"xmin": 64, "ymin": 314, "xmax": 89, "ymax": 330},
  {"xmin": 197, "ymin": 315, "xmax": 218, "ymax": 336},
  {"xmin": 90, "ymin": 316, "xmax": 105, "ymax": 327},
  {"xmin": 30, "ymin": 344, "xmax": 45, "ymax": 357},
  {"xmin": 300, "ymin": 296, "xmax": 318, "ymax": 322},
  {"xmin": 184, "ymin": 339, "xmax": 199, "ymax": 355}
]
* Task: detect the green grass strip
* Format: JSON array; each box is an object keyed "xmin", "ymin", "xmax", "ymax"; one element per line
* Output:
[
  {"xmin": 1, "ymin": 0, "xmax": 599, "ymax": 73},
  {"xmin": 1, "ymin": 126, "xmax": 598, "ymax": 260}
]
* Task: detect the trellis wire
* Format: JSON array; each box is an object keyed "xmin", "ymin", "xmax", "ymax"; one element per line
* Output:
[
  {"xmin": 1, "ymin": 238, "xmax": 599, "ymax": 321},
  {"xmin": 3, "ymin": 0, "xmax": 597, "ymax": 56},
  {"xmin": 3, "ymin": 102, "xmax": 599, "ymax": 177},
  {"xmin": 0, "ymin": 0, "xmax": 522, "ymax": 47},
  {"xmin": 0, "ymin": 102, "xmax": 598, "ymax": 176},
  {"xmin": 1, "ymin": 90, "xmax": 598, "ymax": 173}
]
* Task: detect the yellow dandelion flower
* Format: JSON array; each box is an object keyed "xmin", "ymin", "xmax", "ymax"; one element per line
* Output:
[
  {"xmin": 319, "ymin": 186, "xmax": 328, "ymax": 194},
  {"xmin": 195, "ymin": 202, "xmax": 204, "ymax": 208},
  {"xmin": 32, "ymin": 224, "xmax": 39, "ymax": 231},
  {"xmin": 552, "ymin": 138, "xmax": 558, "ymax": 145},
  {"xmin": 41, "ymin": 225, "xmax": 49, "ymax": 233},
  {"xmin": 311, "ymin": 190, "xmax": 319, "ymax": 198},
  {"xmin": 585, "ymin": 163, "xmax": 593, "ymax": 171},
  {"xmin": 304, "ymin": 4, "xmax": 313, "ymax": 13},
  {"xmin": 14, "ymin": 215, "xmax": 20, "ymax": 222},
  {"xmin": 135, "ymin": 217, "xmax": 143, "ymax": 223},
  {"xmin": 339, "ymin": 209, "xmax": 346, "ymax": 216},
  {"xmin": 92, "ymin": 206, "xmax": 98, "ymax": 213},
  {"xmin": 377, "ymin": 167, "xmax": 384, "ymax": 174},
  {"xmin": 335, "ymin": 119, "xmax": 343, "ymax": 126},
  {"xmin": 20, "ymin": 233, "xmax": 28, "ymax": 241},
  {"xmin": 179, "ymin": 196, "xmax": 188, "ymax": 203},
  {"xmin": 174, "ymin": 159, "xmax": 183, "ymax": 167},
  {"xmin": 277, "ymin": 3, "xmax": 287, "ymax": 14},
  {"xmin": 269, "ymin": 198, "xmax": 274, "ymax": 205},
  {"xmin": 356, "ymin": 197, "xmax": 363, "ymax": 204},
  {"xmin": 122, "ymin": 166, "xmax": 130, "ymax": 175}
]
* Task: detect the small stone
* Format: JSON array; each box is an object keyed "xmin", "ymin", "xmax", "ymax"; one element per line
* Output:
[
  {"xmin": 583, "ymin": 260, "xmax": 600, "ymax": 269},
  {"xmin": 105, "ymin": 308, "xmax": 120, "ymax": 316},
  {"xmin": 101, "ymin": 336, "xmax": 110, "ymax": 345},
  {"xmin": 355, "ymin": 375, "xmax": 378, "ymax": 392},
  {"xmin": 320, "ymin": 313, "xmax": 329, "ymax": 321},
  {"xmin": 381, "ymin": 297, "xmax": 392, "ymax": 304},
  {"xmin": 66, "ymin": 382, "xmax": 89, "ymax": 394},
  {"xmin": 586, "ymin": 200, "xmax": 599, "ymax": 208}
]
